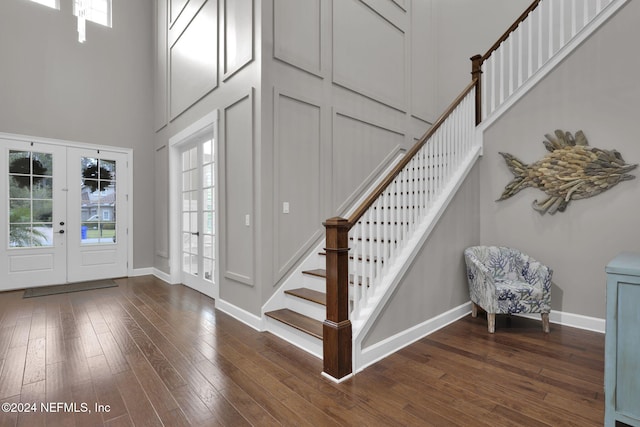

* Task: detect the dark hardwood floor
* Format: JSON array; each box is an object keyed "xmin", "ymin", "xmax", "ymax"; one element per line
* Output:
[{"xmin": 0, "ymin": 276, "xmax": 605, "ymax": 426}]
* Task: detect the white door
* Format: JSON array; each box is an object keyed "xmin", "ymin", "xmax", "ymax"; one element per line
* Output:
[
  {"xmin": 0, "ymin": 140, "xmax": 129, "ymax": 290},
  {"xmin": 0, "ymin": 140, "xmax": 67, "ymax": 288},
  {"xmin": 66, "ymin": 147, "xmax": 128, "ymax": 282},
  {"xmin": 180, "ymin": 137, "xmax": 216, "ymax": 298}
]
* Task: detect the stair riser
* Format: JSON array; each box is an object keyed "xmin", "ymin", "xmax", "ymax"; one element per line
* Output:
[
  {"xmin": 302, "ymin": 274, "xmax": 327, "ymax": 293},
  {"xmin": 285, "ymin": 295, "xmax": 325, "ymax": 322},
  {"xmin": 264, "ymin": 316, "xmax": 322, "ymax": 359}
]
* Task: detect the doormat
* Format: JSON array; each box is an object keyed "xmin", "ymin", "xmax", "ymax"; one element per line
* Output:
[{"xmin": 23, "ymin": 279, "xmax": 118, "ymax": 298}]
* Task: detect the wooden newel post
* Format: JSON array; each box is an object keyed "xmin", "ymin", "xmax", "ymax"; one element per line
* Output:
[
  {"xmin": 322, "ymin": 217, "xmax": 352, "ymax": 380},
  {"xmin": 470, "ymin": 54, "xmax": 483, "ymax": 125}
]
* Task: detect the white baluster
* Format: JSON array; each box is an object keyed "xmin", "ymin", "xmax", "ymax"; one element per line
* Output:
[
  {"xmin": 367, "ymin": 209, "xmax": 374, "ymax": 298},
  {"xmin": 350, "ymin": 226, "xmax": 358, "ymax": 317},
  {"xmin": 410, "ymin": 159, "xmax": 415, "ymax": 229},
  {"xmin": 538, "ymin": 4, "xmax": 543, "ymax": 68},
  {"xmin": 559, "ymin": 0, "xmax": 565, "ymax": 47},
  {"xmin": 481, "ymin": 61, "xmax": 487, "ymax": 121},
  {"xmin": 584, "ymin": 0, "xmax": 589, "ymax": 27},
  {"xmin": 499, "ymin": 44, "xmax": 505, "ymax": 104},
  {"xmin": 508, "ymin": 36, "xmax": 514, "ymax": 96},
  {"xmin": 549, "ymin": 0, "xmax": 554, "ymax": 59},
  {"xmin": 571, "ymin": 0, "xmax": 577, "ymax": 37},
  {"xmin": 382, "ymin": 188, "xmax": 389, "ymax": 263},
  {"xmin": 376, "ymin": 198, "xmax": 382, "ymax": 281},
  {"xmin": 528, "ymin": 9, "xmax": 533, "ymax": 78},
  {"xmin": 518, "ymin": 24, "xmax": 523, "ymax": 86},
  {"xmin": 490, "ymin": 55, "xmax": 496, "ymax": 114},
  {"xmin": 389, "ymin": 181, "xmax": 396, "ymax": 260},
  {"xmin": 402, "ymin": 168, "xmax": 408, "ymax": 241}
]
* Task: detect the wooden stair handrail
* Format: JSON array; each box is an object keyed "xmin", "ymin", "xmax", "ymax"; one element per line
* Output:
[
  {"xmin": 346, "ymin": 78, "xmax": 478, "ymax": 227},
  {"xmin": 481, "ymin": 0, "xmax": 541, "ymax": 63},
  {"xmin": 323, "ymin": 0, "xmax": 556, "ymax": 381}
]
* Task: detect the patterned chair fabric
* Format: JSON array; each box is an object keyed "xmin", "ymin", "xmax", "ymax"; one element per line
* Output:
[{"xmin": 464, "ymin": 246, "xmax": 552, "ymax": 333}]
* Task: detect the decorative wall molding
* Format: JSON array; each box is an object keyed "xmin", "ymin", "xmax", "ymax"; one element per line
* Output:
[
  {"xmin": 169, "ymin": 0, "xmax": 218, "ymax": 120},
  {"xmin": 222, "ymin": 0, "xmax": 254, "ymax": 81},
  {"xmin": 332, "ymin": 0, "xmax": 406, "ymax": 112},
  {"xmin": 331, "ymin": 109, "xmax": 404, "ymax": 214},
  {"xmin": 222, "ymin": 91, "xmax": 255, "ymax": 287},
  {"xmin": 273, "ymin": 89, "xmax": 324, "ymax": 280},
  {"xmin": 169, "ymin": 0, "xmax": 189, "ymax": 28},
  {"xmin": 273, "ymin": 0, "xmax": 323, "ymax": 77}
]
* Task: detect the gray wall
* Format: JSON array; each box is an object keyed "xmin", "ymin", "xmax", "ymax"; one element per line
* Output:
[
  {"xmin": 0, "ymin": 0, "xmax": 155, "ymax": 268},
  {"xmin": 432, "ymin": 0, "xmax": 531, "ymax": 114},
  {"xmin": 152, "ymin": 0, "xmax": 549, "ymax": 317},
  {"xmin": 480, "ymin": 1, "xmax": 640, "ymax": 319},
  {"xmin": 153, "ymin": 0, "xmax": 263, "ymax": 313},
  {"xmin": 364, "ymin": 164, "xmax": 480, "ymax": 347},
  {"xmin": 260, "ymin": 0, "xmax": 440, "ymax": 305}
]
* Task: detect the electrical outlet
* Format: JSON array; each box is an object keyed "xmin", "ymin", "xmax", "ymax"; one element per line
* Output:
[{"xmin": 283, "ymin": 202, "xmax": 290, "ymax": 214}]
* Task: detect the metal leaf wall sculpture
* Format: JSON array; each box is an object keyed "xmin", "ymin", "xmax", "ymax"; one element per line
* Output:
[{"xmin": 497, "ymin": 130, "xmax": 637, "ymax": 214}]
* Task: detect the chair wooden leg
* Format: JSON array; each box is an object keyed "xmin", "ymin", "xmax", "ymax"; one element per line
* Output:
[
  {"xmin": 471, "ymin": 302, "xmax": 478, "ymax": 318},
  {"xmin": 487, "ymin": 313, "xmax": 496, "ymax": 333},
  {"xmin": 541, "ymin": 313, "xmax": 550, "ymax": 333}
]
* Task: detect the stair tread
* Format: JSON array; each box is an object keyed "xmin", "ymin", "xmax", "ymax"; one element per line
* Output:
[
  {"xmin": 265, "ymin": 309, "xmax": 323, "ymax": 339},
  {"xmin": 285, "ymin": 288, "xmax": 326, "ymax": 305},
  {"xmin": 302, "ymin": 268, "xmax": 326, "ymax": 278}
]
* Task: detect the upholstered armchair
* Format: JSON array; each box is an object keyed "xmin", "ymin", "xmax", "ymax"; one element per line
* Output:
[{"xmin": 464, "ymin": 246, "xmax": 552, "ymax": 333}]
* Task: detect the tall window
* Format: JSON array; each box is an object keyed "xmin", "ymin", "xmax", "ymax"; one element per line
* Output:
[
  {"xmin": 74, "ymin": 0, "xmax": 112, "ymax": 27},
  {"xmin": 27, "ymin": 0, "xmax": 60, "ymax": 10}
]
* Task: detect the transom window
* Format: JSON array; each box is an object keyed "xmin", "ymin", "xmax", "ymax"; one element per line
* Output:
[
  {"xmin": 73, "ymin": 0, "xmax": 112, "ymax": 28},
  {"xmin": 27, "ymin": 0, "xmax": 60, "ymax": 10}
]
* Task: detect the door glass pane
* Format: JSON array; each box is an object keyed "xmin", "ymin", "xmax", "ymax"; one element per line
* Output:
[
  {"xmin": 181, "ymin": 140, "xmax": 215, "ymax": 284},
  {"xmin": 8, "ymin": 150, "xmax": 54, "ymax": 247},
  {"xmin": 81, "ymin": 156, "xmax": 116, "ymax": 245}
]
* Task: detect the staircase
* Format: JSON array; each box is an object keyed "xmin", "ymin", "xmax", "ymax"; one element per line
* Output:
[
  {"xmin": 263, "ymin": 0, "xmax": 630, "ymax": 381},
  {"xmin": 264, "ymin": 267, "xmax": 326, "ymax": 357}
]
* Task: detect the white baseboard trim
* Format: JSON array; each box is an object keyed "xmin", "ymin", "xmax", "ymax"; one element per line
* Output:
[
  {"xmin": 215, "ymin": 298, "xmax": 263, "ymax": 332},
  {"xmin": 356, "ymin": 301, "xmax": 472, "ymax": 373},
  {"xmin": 355, "ymin": 303, "xmax": 604, "ymax": 374},
  {"xmin": 517, "ymin": 311, "xmax": 605, "ymax": 334},
  {"xmin": 151, "ymin": 268, "xmax": 174, "ymax": 284},
  {"xmin": 321, "ymin": 372, "xmax": 354, "ymax": 384},
  {"xmin": 131, "ymin": 267, "xmax": 154, "ymax": 277}
]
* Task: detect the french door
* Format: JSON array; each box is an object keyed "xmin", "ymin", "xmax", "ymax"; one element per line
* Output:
[
  {"xmin": 179, "ymin": 136, "xmax": 216, "ymax": 298},
  {"xmin": 0, "ymin": 138, "xmax": 129, "ymax": 290}
]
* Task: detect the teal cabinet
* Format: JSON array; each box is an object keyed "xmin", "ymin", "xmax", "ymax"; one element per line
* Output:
[{"xmin": 605, "ymin": 252, "xmax": 640, "ymax": 427}]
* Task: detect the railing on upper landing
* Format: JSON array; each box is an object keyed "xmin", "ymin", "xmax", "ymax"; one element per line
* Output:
[
  {"xmin": 475, "ymin": 0, "xmax": 624, "ymax": 124},
  {"xmin": 322, "ymin": 0, "xmax": 628, "ymax": 380}
]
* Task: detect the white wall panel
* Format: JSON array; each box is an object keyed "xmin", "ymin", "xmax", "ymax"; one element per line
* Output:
[
  {"xmin": 332, "ymin": 111, "xmax": 403, "ymax": 213},
  {"xmin": 224, "ymin": 93, "xmax": 254, "ymax": 285},
  {"xmin": 410, "ymin": 0, "xmax": 436, "ymax": 123},
  {"xmin": 155, "ymin": 0, "xmax": 169, "ymax": 130},
  {"xmin": 223, "ymin": 0, "xmax": 254, "ymax": 79},
  {"xmin": 333, "ymin": 0, "xmax": 406, "ymax": 110},
  {"xmin": 169, "ymin": 0, "xmax": 218, "ymax": 120},
  {"xmin": 273, "ymin": 0, "xmax": 322, "ymax": 76},
  {"xmin": 274, "ymin": 92, "xmax": 322, "ymax": 278}
]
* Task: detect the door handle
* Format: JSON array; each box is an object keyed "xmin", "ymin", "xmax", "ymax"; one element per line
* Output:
[
  {"xmin": 190, "ymin": 232, "xmax": 200, "ymax": 236},
  {"xmin": 58, "ymin": 230, "xmax": 65, "ymax": 234}
]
